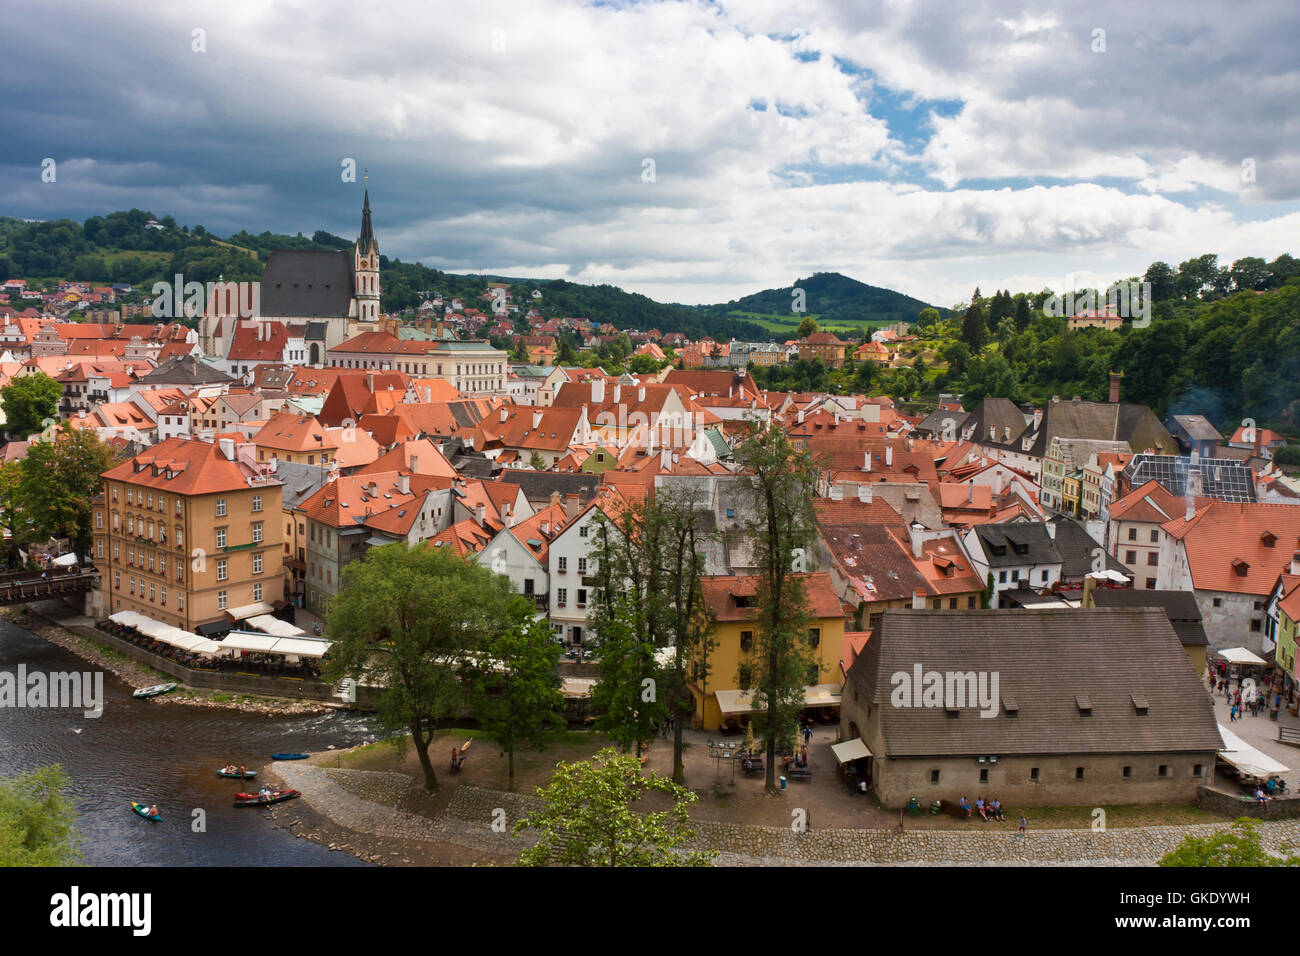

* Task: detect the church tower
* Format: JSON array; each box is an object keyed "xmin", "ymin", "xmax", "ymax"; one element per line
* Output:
[{"xmin": 353, "ymin": 190, "xmax": 381, "ymax": 323}]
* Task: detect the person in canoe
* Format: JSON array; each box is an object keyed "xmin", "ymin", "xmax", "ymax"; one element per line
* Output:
[
  {"xmin": 146, "ymin": 804, "xmax": 159, "ymax": 818},
  {"xmin": 258, "ymin": 785, "xmax": 272, "ymax": 802},
  {"xmin": 223, "ymin": 764, "xmax": 237, "ymax": 775}
]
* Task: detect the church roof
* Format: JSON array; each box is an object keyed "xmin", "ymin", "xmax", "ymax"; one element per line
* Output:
[
  {"xmin": 359, "ymin": 190, "xmax": 375, "ymax": 247},
  {"xmin": 260, "ymin": 250, "xmax": 355, "ymax": 318}
]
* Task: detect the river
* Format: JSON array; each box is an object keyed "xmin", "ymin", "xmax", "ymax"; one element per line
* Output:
[{"xmin": 0, "ymin": 619, "xmax": 377, "ymax": 866}]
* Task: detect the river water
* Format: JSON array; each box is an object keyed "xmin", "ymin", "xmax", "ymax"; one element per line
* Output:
[{"xmin": 0, "ymin": 620, "xmax": 377, "ymax": 866}]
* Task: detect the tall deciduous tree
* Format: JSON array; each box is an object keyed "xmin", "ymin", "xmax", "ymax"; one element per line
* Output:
[
  {"xmin": 19, "ymin": 425, "xmax": 117, "ymax": 558},
  {"xmin": 733, "ymin": 419, "xmax": 821, "ymax": 792},
  {"xmin": 513, "ymin": 748, "xmax": 715, "ymax": 867},
  {"xmin": 1, "ymin": 372, "xmax": 62, "ymax": 440},
  {"xmin": 1160, "ymin": 818, "xmax": 1300, "ymax": 867},
  {"xmin": 471, "ymin": 614, "xmax": 564, "ymax": 792},
  {"xmin": 324, "ymin": 542, "xmax": 525, "ymax": 790},
  {"xmin": 796, "ymin": 315, "xmax": 819, "ymax": 339}
]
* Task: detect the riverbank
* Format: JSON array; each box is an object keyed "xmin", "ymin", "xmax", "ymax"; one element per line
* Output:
[
  {"xmin": 270, "ymin": 736, "xmax": 1300, "ymax": 867},
  {"xmin": 6, "ymin": 601, "xmax": 336, "ymax": 717}
]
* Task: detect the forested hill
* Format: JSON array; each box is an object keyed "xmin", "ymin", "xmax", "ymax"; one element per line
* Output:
[
  {"xmin": 0, "ymin": 211, "xmax": 765, "ymax": 339},
  {"xmin": 697, "ymin": 271, "xmax": 942, "ymax": 324}
]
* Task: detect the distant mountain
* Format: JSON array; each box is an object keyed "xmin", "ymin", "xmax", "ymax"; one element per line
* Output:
[{"xmin": 697, "ymin": 271, "xmax": 942, "ymax": 325}]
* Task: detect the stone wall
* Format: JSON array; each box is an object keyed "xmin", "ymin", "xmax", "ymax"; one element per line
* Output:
[{"xmin": 1196, "ymin": 786, "xmax": 1300, "ymax": 819}]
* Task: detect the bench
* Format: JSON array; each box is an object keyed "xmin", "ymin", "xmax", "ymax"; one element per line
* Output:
[
  {"xmin": 939, "ymin": 799, "xmax": 972, "ymax": 819},
  {"xmin": 1279, "ymin": 725, "xmax": 1300, "ymax": 747},
  {"xmin": 785, "ymin": 766, "xmax": 812, "ymax": 781}
]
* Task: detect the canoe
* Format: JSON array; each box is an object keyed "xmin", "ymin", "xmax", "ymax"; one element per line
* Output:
[
  {"xmin": 233, "ymin": 789, "xmax": 301, "ymax": 807},
  {"xmin": 217, "ymin": 769, "xmax": 256, "ymax": 779},
  {"xmin": 131, "ymin": 802, "xmax": 162, "ymax": 822},
  {"xmin": 133, "ymin": 683, "xmax": 178, "ymax": 699},
  {"xmin": 270, "ymin": 753, "xmax": 308, "ymax": 760}
]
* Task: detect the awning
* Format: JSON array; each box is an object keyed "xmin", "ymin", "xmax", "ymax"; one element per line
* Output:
[
  {"xmin": 1217, "ymin": 723, "xmax": 1289, "ymax": 778},
  {"xmin": 219, "ymin": 631, "xmax": 331, "ymax": 658},
  {"xmin": 831, "ymin": 738, "xmax": 872, "ymax": 764},
  {"xmin": 109, "ymin": 610, "xmax": 148, "ymax": 627},
  {"xmin": 246, "ymin": 614, "xmax": 306, "ymax": 638},
  {"xmin": 226, "ymin": 601, "xmax": 274, "ymax": 621},
  {"xmin": 715, "ymin": 684, "xmax": 841, "ymax": 716},
  {"xmin": 196, "ymin": 619, "xmax": 232, "ymax": 636},
  {"xmin": 1218, "ymin": 647, "xmax": 1268, "ymax": 665},
  {"xmin": 50, "ymin": 552, "xmax": 77, "ymax": 567},
  {"xmin": 561, "ymin": 677, "xmax": 596, "ymax": 698}
]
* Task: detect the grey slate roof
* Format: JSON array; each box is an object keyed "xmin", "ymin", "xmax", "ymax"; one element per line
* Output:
[
  {"xmin": 846, "ymin": 607, "xmax": 1223, "ymax": 757},
  {"xmin": 1048, "ymin": 515, "xmax": 1131, "ymax": 578},
  {"xmin": 1169, "ymin": 415, "xmax": 1223, "ymax": 443},
  {"xmin": 497, "ymin": 469, "xmax": 599, "ymax": 507},
  {"xmin": 1088, "ymin": 589, "xmax": 1210, "ymax": 647},
  {"xmin": 973, "ymin": 522, "xmax": 1062, "ymax": 568},
  {"xmin": 138, "ymin": 355, "xmax": 233, "ymax": 385},
  {"xmin": 260, "ymin": 250, "xmax": 355, "ymax": 318}
]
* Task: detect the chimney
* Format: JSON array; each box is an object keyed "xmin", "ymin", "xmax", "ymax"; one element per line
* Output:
[
  {"xmin": 638, "ymin": 385, "xmax": 646, "ymax": 403},
  {"xmin": 1045, "ymin": 520, "xmax": 1056, "ymax": 540},
  {"xmin": 967, "ymin": 482, "xmax": 974, "ymax": 503},
  {"xmin": 885, "ymin": 445, "xmax": 893, "ymax": 467},
  {"xmin": 565, "ymin": 494, "xmax": 579, "ymax": 520},
  {"xmin": 591, "ymin": 379, "xmax": 605, "ymax": 404},
  {"xmin": 661, "ymin": 450, "xmax": 672, "ymax": 471},
  {"xmin": 368, "ymin": 482, "xmax": 379, "ymax": 498},
  {"xmin": 863, "ymin": 451, "xmax": 872, "ymax": 472},
  {"xmin": 797, "ymin": 409, "xmax": 805, "ymax": 424},
  {"xmin": 830, "ymin": 484, "xmax": 843, "ymax": 501},
  {"xmin": 540, "ymin": 520, "xmax": 550, "ymax": 536},
  {"xmin": 218, "ymin": 437, "xmax": 235, "ymax": 461},
  {"xmin": 366, "ymin": 372, "xmax": 374, "ymax": 392},
  {"xmin": 532, "ymin": 410, "xmax": 543, "ymax": 430},
  {"xmin": 613, "ymin": 383, "xmax": 621, "ymax": 404},
  {"xmin": 857, "ymin": 485, "xmax": 872, "ymax": 503},
  {"xmin": 550, "ymin": 490, "xmax": 561, "ymax": 509},
  {"xmin": 909, "ymin": 523, "xmax": 923, "ymax": 558},
  {"xmin": 475, "ymin": 503, "xmax": 486, "ymax": 525},
  {"xmin": 1032, "ymin": 408, "xmax": 1043, "ymax": 430},
  {"xmin": 500, "ymin": 406, "xmax": 509, "ymax": 423},
  {"xmin": 1291, "ymin": 551, "xmax": 1300, "ymax": 576},
  {"xmin": 1109, "ymin": 372, "xmax": 1122, "ymax": 404},
  {"xmin": 1185, "ymin": 501, "xmax": 1194, "ymax": 522},
  {"xmin": 912, "ymin": 587, "xmax": 927, "ymax": 610},
  {"xmin": 1003, "ymin": 425, "xmax": 1011, "ymax": 442}
]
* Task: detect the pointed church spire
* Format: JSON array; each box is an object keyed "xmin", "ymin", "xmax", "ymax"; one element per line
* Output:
[{"xmin": 359, "ymin": 189, "xmax": 374, "ymax": 247}]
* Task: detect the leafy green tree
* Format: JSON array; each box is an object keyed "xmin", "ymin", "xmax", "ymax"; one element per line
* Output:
[
  {"xmin": 733, "ymin": 419, "xmax": 821, "ymax": 792},
  {"xmin": 19, "ymin": 425, "xmax": 116, "ymax": 558},
  {"xmin": 1160, "ymin": 818, "xmax": 1300, "ymax": 867},
  {"xmin": 470, "ymin": 614, "xmax": 564, "ymax": 791},
  {"xmin": 796, "ymin": 316, "xmax": 819, "ymax": 338},
  {"xmin": 1, "ymin": 373, "xmax": 62, "ymax": 440},
  {"xmin": 324, "ymin": 542, "xmax": 526, "ymax": 790},
  {"xmin": 0, "ymin": 765, "xmax": 82, "ymax": 866},
  {"xmin": 588, "ymin": 498, "xmax": 670, "ymax": 758},
  {"xmin": 0, "ymin": 460, "xmax": 25, "ymax": 566},
  {"xmin": 961, "ymin": 298, "xmax": 987, "ymax": 352},
  {"xmin": 513, "ymin": 748, "xmax": 715, "ymax": 867},
  {"xmin": 529, "ymin": 451, "xmax": 547, "ymax": 471},
  {"xmin": 916, "ymin": 307, "xmax": 941, "ymax": 331}
]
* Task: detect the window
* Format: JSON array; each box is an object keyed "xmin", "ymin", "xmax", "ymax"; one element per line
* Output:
[
  {"xmin": 1213, "ymin": 597, "xmax": 1222, "ymax": 607},
  {"xmin": 177, "ymin": 593, "xmax": 183, "ymax": 611},
  {"xmin": 577, "ymin": 557, "xmax": 587, "ymax": 574},
  {"xmin": 160, "ymin": 586, "xmax": 166, "ymax": 606},
  {"xmin": 998, "ymin": 570, "xmax": 1007, "ymax": 583},
  {"xmin": 216, "ymin": 528, "xmax": 227, "ymax": 548},
  {"xmin": 808, "ymin": 627, "xmax": 821, "ymax": 647},
  {"xmin": 253, "ymin": 553, "xmax": 263, "ymax": 574},
  {"xmin": 1126, "ymin": 550, "xmax": 1137, "ymax": 563},
  {"xmin": 740, "ymin": 630, "xmax": 753, "ymax": 651},
  {"xmin": 949, "ymin": 597, "xmax": 958, "ymax": 609},
  {"xmin": 930, "ymin": 770, "xmax": 940, "ymax": 784},
  {"xmin": 967, "ymin": 596, "xmax": 976, "ymax": 608},
  {"xmin": 147, "ymin": 493, "xmax": 153, "ymax": 508},
  {"xmin": 1193, "ymin": 763, "xmax": 1203, "ymax": 777},
  {"xmin": 252, "ymin": 495, "xmax": 262, "ymax": 513},
  {"xmin": 215, "ymin": 498, "xmax": 227, "ymax": 517},
  {"xmin": 128, "ymin": 546, "xmax": 134, "ymax": 565},
  {"xmin": 868, "ymin": 612, "xmax": 882, "ymax": 630},
  {"xmin": 113, "ymin": 571, "xmax": 120, "ymax": 589},
  {"xmin": 1147, "ymin": 552, "xmax": 1158, "ymax": 566},
  {"xmin": 1150, "ymin": 530, "xmax": 1158, "ymax": 543},
  {"xmin": 252, "ymin": 523, "xmax": 262, "ymax": 544},
  {"xmin": 557, "ymin": 588, "xmax": 567, "ymax": 606},
  {"xmin": 129, "ymin": 576, "xmax": 135, "ymax": 595},
  {"xmin": 113, "ymin": 542, "xmax": 120, "ymax": 560},
  {"xmin": 1127, "ymin": 527, "xmax": 1137, "ymax": 541},
  {"xmin": 253, "ymin": 583, "xmax": 263, "ymax": 602},
  {"xmin": 1251, "ymin": 619, "xmax": 1261, "ymax": 632},
  {"xmin": 576, "ymin": 589, "xmax": 587, "ymax": 607},
  {"xmin": 95, "ymin": 511, "xmax": 103, "ymax": 529},
  {"xmin": 149, "ymin": 583, "xmax": 155, "ymax": 601},
  {"xmin": 579, "ymin": 526, "xmax": 588, "ymax": 538},
  {"xmin": 1075, "ymin": 767, "xmax": 1085, "ymax": 780},
  {"xmin": 216, "ymin": 559, "xmax": 228, "ymax": 582},
  {"xmin": 979, "ymin": 768, "xmax": 988, "ymax": 783},
  {"xmin": 1123, "ymin": 766, "xmax": 1131, "ymax": 779},
  {"xmin": 558, "ymin": 557, "xmax": 567, "ymax": 573},
  {"xmin": 96, "ymin": 540, "xmax": 104, "ymax": 559},
  {"xmin": 1030, "ymin": 767, "xmax": 1039, "ymax": 781},
  {"xmin": 1158, "ymin": 765, "xmax": 1168, "ymax": 778},
  {"xmin": 1146, "ymin": 578, "xmax": 1157, "ymax": 589},
  {"xmin": 217, "ymin": 590, "xmax": 227, "ymax": 610}
]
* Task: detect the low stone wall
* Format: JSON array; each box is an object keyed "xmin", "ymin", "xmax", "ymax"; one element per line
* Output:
[
  {"xmin": 1197, "ymin": 785, "xmax": 1300, "ymax": 819},
  {"xmin": 71, "ymin": 623, "xmax": 381, "ymax": 706}
]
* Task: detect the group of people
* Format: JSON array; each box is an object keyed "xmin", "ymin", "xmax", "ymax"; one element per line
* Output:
[
  {"xmin": 959, "ymin": 795, "xmax": 1007, "ymax": 822},
  {"xmin": 450, "ymin": 747, "xmax": 468, "ymax": 772},
  {"xmin": 660, "ymin": 713, "xmax": 677, "ymax": 738},
  {"xmin": 222, "ymin": 764, "xmax": 247, "ymax": 777},
  {"xmin": 100, "ymin": 621, "xmax": 323, "ymax": 678}
]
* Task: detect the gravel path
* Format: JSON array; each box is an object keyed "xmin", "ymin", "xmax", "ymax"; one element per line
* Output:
[{"xmin": 275, "ymin": 763, "xmax": 1300, "ymax": 866}]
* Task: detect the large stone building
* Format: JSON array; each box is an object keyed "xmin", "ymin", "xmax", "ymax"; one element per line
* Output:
[
  {"xmin": 93, "ymin": 437, "xmax": 284, "ymax": 633},
  {"xmin": 839, "ymin": 608, "xmax": 1222, "ymax": 807},
  {"xmin": 200, "ymin": 192, "xmax": 384, "ymax": 362}
]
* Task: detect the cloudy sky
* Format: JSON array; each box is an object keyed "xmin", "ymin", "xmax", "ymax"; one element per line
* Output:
[{"xmin": 3, "ymin": 0, "xmax": 1298, "ymax": 307}]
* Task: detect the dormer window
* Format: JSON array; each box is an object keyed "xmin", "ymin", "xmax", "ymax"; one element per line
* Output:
[
  {"xmin": 1232, "ymin": 558, "xmax": 1250, "ymax": 577},
  {"xmin": 1262, "ymin": 532, "xmax": 1277, "ymax": 548},
  {"xmin": 1131, "ymin": 694, "xmax": 1149, "ymax": 716},
  {"xmin": 1075, "ymin": 695, "xmax": 1092, "ymax": 716}
]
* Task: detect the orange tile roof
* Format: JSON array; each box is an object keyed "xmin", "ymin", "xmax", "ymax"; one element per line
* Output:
[
  {"xmin": 102, "ymin": 437, "xmax": 269, "ymax": 495},
  {"xmin": 1164, "ymin": 501, "xmax": 1300, "ymax": 594},
  {"xmin": 701, "ymin": 572, "xmax": 843, "ymax": 622}
]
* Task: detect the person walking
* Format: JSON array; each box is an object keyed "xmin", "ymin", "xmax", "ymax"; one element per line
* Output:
[{"xmin": 1017, "ymin": 815, "xmax": 1027, "ymax": 837}]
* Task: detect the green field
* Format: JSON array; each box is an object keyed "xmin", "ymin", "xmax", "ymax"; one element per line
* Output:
[{"xmin": 728, "ymin": 310, "xmax": 895, "ymax": 338}]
